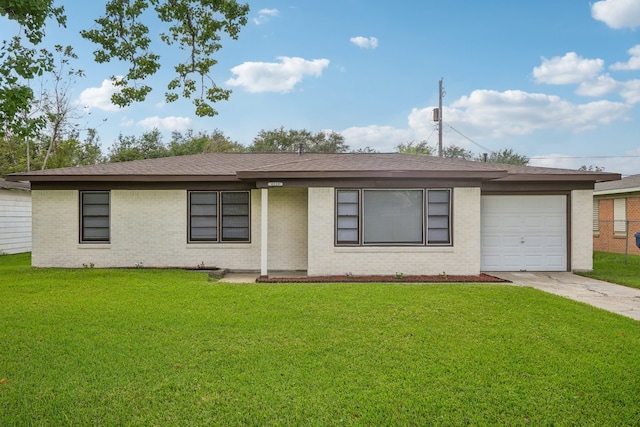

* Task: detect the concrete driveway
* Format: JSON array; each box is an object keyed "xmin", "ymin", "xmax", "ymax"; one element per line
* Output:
[{"xmin": 489, "ymin": 272, "xmax": 640, "ymax": 321}]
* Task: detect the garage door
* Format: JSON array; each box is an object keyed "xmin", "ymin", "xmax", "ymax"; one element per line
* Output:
[{"xmin": 481, "ymin": 195, "xmax": 567, "ymax": 271}]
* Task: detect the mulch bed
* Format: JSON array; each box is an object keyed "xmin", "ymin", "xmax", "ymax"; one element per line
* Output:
[{"xmin": 256, "ymin": 273, "xmax": 509, "ymax": 283}]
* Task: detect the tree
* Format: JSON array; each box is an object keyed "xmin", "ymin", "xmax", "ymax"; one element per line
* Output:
[
  {"xmin": 38, "ymin": 45, "xmax": 85, "ymax": 170},
  {"xmin": 443, "ymin": 144, "xmax": 474, "ymax": 160},
  {"xmin": 0, "ymin": 129, "xmax": 104, "ymax": 176},
  {"xmin": 479, "ymin": 148, "xmax": 529, "ymax": 165},
  {"xmin": 0, "ymin": 0, "xmax": 250, "ymax": 130},
  {"xmin": 351, "ymin": 146, "xmax": 378, "ymax": 153},
  {"xmin": 108, "ymin": 129, "xmax": 168, "ymax": 162},
  {"xmin": 0, "ymin": 0, "xmax": 66, "ymax": 142},
  {"xmin": 168, "ymin": 129, "xmax": 245, "ymax": 156},
  {"xmin": 395, "ymin": 140, "xmax": 433, "ymax": 155},
  {"xmin": 80, "ymin": 0, "xmax": 249, "ymax": 117},
  {"xmin": 38, "ymin": 129, "xmax": 104, "ymax": 169},
  {"xmin": 579, "ymin": 164, "xmax": 605, "ymax": 172},
  {"xmin": 249, "ymin": 127, "xmax": 350, "ymax": 153},
  {"xmin": 396, "ymin": 141, "xmax": 473, "ymax": 160}
]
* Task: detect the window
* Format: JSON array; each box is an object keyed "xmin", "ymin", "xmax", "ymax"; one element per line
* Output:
[
  {"xmin": 336, "ymin": 190, "xmax": 359, "ymax": 244},
  {"xmin": 189, "ymin": 191, "xmax": 250, "ymax": 242},
  {"xmin": 364, "ymin": 190, "xmax": 423, "ymax": 244},
  {"xmin": 593, "ymin": 200, "xmax": 599, "ymax": 233},
  {"xmin": 614, "ymin": 198, "xmax": 626, "ymax": 235},
  {"xmin": 80, "ymin": 191, "xmax": 110, "ymax": 243},
  {"xmin": 336, "ymin": 188, "xmax": 451, "ymax": 246},
  {"xmin": 427, "ymin": 189, "xmax": 451, "ymax": 244}
]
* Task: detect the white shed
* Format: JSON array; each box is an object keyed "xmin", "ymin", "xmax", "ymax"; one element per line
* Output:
[{"xmin": 0, "ymin": 179, "xmax": 31, "ymax": 254}]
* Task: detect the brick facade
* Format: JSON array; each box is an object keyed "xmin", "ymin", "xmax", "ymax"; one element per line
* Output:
[
  {"xmin": 32, "ymin": 186, "xmax": 595, "ymax": 273},
  {"xmin": 307, "ymin": 187, "xmax": 481, "ymax": 276},
  {"xmin": 594, "ymin": 195, "xmax": 640, "ymax": 255}
]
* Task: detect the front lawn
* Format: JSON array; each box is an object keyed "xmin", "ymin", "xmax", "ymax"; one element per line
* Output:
[
  {"xmin": 1, "ymin": 253, "xmax": 639, "ymax": 426},
  {"xmin": 578, "ymin": 251, "xmax": 640, "ymax": 289}
]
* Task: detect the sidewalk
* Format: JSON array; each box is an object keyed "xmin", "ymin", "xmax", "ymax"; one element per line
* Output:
[{"xmin": 489, "ymin": 272, "xmax": 640, "ymax": 321}]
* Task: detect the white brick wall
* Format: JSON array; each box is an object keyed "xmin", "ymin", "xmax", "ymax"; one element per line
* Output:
[
  {"xmin": 266, "ymin": 188, "xmax": 308, "ymax": 270},
  {"xmin": 33, "ymin": 186, "xmax": 585, "ymax": 274},
  {"xmin": 32, "ymin": 189, "xmax": 263, "ymax": 268},
  {"xmin": 0, "ymin": 189, "xmax": 31, "ymax": 254},
  {"xmin": 307, "ymin": 187, "xmax": 482, "ymax": 276},
  {"xmin": 571, "ymin": 189, "xmax": 593, "ymax": 271}
]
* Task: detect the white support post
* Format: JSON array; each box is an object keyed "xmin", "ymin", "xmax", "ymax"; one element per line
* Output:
[{"xmin": 261, "ymin": 188, "xmax": 268, "ymax": 276}]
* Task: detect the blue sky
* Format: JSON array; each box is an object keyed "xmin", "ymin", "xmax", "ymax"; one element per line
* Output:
[{"xmin": 10, "ymin": 0, "xmax": 640, "ymax": 175}]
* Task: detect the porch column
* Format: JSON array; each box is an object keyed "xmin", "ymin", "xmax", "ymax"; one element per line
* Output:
[{"xmin": 261, "ymin": 188, "xmax": 268, "ymax": 276}]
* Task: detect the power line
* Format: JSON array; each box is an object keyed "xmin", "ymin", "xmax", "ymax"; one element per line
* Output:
[
  {"xmin": 531, "ymin": 155, "xmax": 640, "ymax": 160},
  {"xmin": 443, "ymin": 123, "xmax": 640, "ymax": 161},
  {"xmin": 444, "ymin": 122, "xmax": 495, "ymax": 154}
]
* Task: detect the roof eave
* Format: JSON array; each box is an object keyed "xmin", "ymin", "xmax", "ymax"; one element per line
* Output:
[{"xmin": 594, "ymin": 187, "xmax": 640, "ymax": 196}]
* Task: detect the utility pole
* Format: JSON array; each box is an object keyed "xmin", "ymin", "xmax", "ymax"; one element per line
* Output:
[{"xmin": 438, "ymin": 78, "xmax": 443, "ymax": 157}]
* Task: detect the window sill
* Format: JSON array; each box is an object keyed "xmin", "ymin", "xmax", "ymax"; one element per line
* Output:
[
  {"xmin": 186, "ymin": 243, "xmax": 251, "ymax": 249},
  {"xmin": 334, "ymin": 246, "xmax": 454, "ymax": 254},
  {"xmin": 77, "ymin": 243, "xmax": 111, "ymax": 249}
]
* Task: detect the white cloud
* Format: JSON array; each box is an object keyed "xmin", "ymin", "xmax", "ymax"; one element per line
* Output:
[
  {"xmin": 137, "ymin": 116, "xmax": 192, "ymax": 131},
  {"xmin": 77, "ymin": 78, "xmax": 122, "ymax": 112},
  {"xmin": 226, "ymin": 56, "xmax": 330, "ymax": 93},
  {"xmin": 350, "ymin": 36, "xmax": 379, "ymax": 49},
  {"xmin": 341, "ymin": 125, "xmax": 414, "ymax": 152},
  {"xmin": 533, "ymin": 52, "xmax": 604, "ymax": 85},
  {"xmin": 620, "ymin": 79, "xmax": 640, "ymax": 104},
  {"xmin": 340, "ymin": 89, "xmax": 632, "ymax": 154},
  {"xmin": 253, "ymin": 8, "xmax": 279, "ymax": 25},
  {"xmin": 576, "ymin": 74, "xmax": 619, "ymax": 96},
  {"xmin": 592, "ymin": 0, "xmax": 640, "ymax": 29},
  {"xmin": 445, "ymin": 90, "xmax": 630, "ymax": 135},
  {"xmin": 611, "ymin": 44, "xmax": 640, "ymax": 70}
]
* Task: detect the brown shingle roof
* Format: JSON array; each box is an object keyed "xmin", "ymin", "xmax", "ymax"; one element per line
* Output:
[
  {"xmin": 595, "ymin": 174, "xmax": 640, "ymax": 193},
  {"xmin": 4, "ymin": 152, "xmax": 621, "ymax": 183},
  {"xmin": 0, "ymin": 179, "xmax": 30, "ymax": 191}
]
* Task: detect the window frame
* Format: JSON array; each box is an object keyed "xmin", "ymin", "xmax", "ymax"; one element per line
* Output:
[
  {"xmin": 335, "ymin": 188, "xmax": 452, "ymax": 247},
  {"xmin": 613, "ymin": 198, "xmax": 626, "ymax": 235},
  {"xmin": 188, "ymin": 190, "xmax": 251, "ymax": 243},
  {"xmin": 427, "ymin": 188, "xmax": 452, "ymax": 245},
  {"xmin": 80, "ymin": 190, "xmax": 110, "ymax": 243}
]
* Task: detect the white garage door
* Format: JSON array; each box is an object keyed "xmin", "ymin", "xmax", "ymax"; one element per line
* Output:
[{"xmin": 481, "ymin": 195, "xmax": 567, "ymax": 271}]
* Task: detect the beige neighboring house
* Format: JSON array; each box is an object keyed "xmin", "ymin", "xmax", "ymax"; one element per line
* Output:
[
  {"xmin": 0, "ymin": 179, "xmax": 31, "ymax": 254},
  {"xmin": 6, "ymin": 153, "xmax": 619, "ymax": 275}
]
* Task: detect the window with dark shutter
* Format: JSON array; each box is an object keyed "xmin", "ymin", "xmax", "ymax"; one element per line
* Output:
[
  {"xmin": 81, "ymin": 191, "xmax": 110, "ymax": 243},
  {"xmin": 189, "ymin": 191, "xmax": 250, "ymax": 243}
]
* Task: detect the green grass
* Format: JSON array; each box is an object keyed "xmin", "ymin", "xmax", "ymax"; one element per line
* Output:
[
  {"xmin": 1, "ymin": 253, "xmax": 640, "ymax": 426},
  {"xmin": 577, "ymin": 251, "xmax": 640, "ymax": 289}
]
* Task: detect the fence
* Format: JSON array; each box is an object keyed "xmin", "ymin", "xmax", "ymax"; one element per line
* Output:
[{"xmin": 593, "ymin": 220, "xmax": 640, "ymax": 263}]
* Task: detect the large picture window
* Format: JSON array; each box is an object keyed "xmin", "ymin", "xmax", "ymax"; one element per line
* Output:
[
  {"xmin": 363, "ymin": 190, "xmax": 423, "ymax": 244},
  {"xmin": 80, "ymin": 191, "xmax": 110, "ymax": 243},
  {"xmin": 336, "ymin": 188, "xmax": 451, "ymax": 246},
  {"xmin": 189, "ymin": 191, "xmax": 250, "ymax": 242}
]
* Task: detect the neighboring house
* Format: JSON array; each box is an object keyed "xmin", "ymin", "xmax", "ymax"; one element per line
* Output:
[
  {"xmin": 593, "ymin": 174, "xmax": 640, "ymax": 254},
  {"xmin": 0, "ymin": 179, "xmax": 32, "ymax": 254},
  {"xmin": 6, "ymin": 153, "xmax": 619, "ymax": 275}
]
